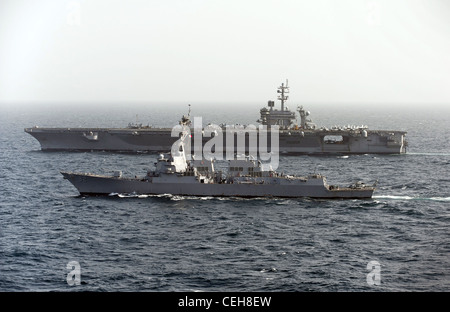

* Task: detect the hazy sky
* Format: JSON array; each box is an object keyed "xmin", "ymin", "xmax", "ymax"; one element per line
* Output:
[{"xmin": 0, "ymin": 0, "xmax": 449, "ymax": 105}]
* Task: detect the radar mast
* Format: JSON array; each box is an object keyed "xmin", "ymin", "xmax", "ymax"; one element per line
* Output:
[{"xmin": 277, "ymin": 79, "xmax": 289, "ymax": 111}]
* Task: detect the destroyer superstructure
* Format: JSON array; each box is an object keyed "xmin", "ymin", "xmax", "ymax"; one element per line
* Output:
[{"xmin": 25, "ymin": 81, "xmax": 407, "ymax": 154}]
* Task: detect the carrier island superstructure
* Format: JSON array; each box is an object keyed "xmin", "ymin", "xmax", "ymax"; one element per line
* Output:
[{"xmin": 25, "ymin": 82, "xmax": 407, "ymax": 155}]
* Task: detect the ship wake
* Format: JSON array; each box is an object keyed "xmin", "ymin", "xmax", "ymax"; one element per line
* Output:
[
  {"xmin": 373, "ymin": 195, "xmax": 450, "ymax": 202},
  {"xmin": 106, "ymin": 192, "xmax": 291, "ymax": 202},
  {"xmin": 108, "ymin": 192, "xmax": 216, "ymax": 201}
]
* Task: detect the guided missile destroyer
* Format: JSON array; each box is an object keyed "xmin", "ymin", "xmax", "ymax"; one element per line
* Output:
[
  {"xmin": 62, "ymin": 120, "xmax": 376, "ymax": 199},
  {"xmin": 25, "ymin": 82, "xmax": 407, "ymax": 155}
]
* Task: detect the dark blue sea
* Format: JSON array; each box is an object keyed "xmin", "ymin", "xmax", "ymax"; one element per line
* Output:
[{"xmin": 1, "ymin": 102, "xmax": 449, "ymax": 292}]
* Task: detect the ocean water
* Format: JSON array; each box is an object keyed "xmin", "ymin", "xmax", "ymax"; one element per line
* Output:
[{"xmin": 0, "ymin": 102, "xmax": 449, "ymax": 292}]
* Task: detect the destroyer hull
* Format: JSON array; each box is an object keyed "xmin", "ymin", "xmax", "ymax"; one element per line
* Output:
[
  {"xmin": 61, "ymin": 172, "xmax": 374, "ymax": 199},
  {"xmin": 26, "ymin": 127, "xmax": 406, "ymax": 154}
]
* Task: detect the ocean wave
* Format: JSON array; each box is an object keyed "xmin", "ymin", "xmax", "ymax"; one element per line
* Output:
[
  {"xmin": 407, "ymin": 152, "xmax": 450, "ymax": 156},
  {"xmin": 429, "ymin": 197, "xmax": 450, "ymax": 202},
  {"xmin": 108, "ymin": 192, "xmax": 166, "ymax": 198},
  {"xmin": 105, "ymin": 193, "xmax": 297, "ymax": 203},
  {"xmin": 373, "ymin": 195, "xmax": 450, "ymax": 201},
  {"xmin": 108, "ymin": 193, "xmax": 217, "ymax": 201}
]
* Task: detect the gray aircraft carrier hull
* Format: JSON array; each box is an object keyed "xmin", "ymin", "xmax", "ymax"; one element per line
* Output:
[
  {"xmin": 26, "ymin": 127, "xmax": 407, "ymax": 154},
  {"xmin": 61, "ymin": 172, "xmax": 374, "ymax": 199}
]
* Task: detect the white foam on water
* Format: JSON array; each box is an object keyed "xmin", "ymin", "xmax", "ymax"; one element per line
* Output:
[
  {"xmin": 373, "ymin": 195, "xmax": 414, "ymax": 200},
  {"xmin": 107, "ymin": 193, "xmax": 450, "ymax": 202},
  {"xmin": 429, "ymin": 197, "xmax": 450, "ymax": 202},
  {"xmin": 373, "ymin": 195, "xmax": 450, "ymax": 201}
]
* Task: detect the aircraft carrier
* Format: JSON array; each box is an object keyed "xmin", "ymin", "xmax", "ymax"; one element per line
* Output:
[{"xmin": 25, "ymin": 82, "xmax": 407, "ymax": 155}]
